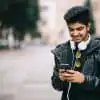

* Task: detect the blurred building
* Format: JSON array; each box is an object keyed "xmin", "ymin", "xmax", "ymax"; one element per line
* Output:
[
  {"xmin": 38, "ymin": 0, "xmax": 100, "ymax": 44},
  {"xmin": 91, "ymin": 0, "xmax": 100, "ymax": 36},
  {"xmin": 38, "ymin": 0, "xmax": 56, "ymax": 44}
]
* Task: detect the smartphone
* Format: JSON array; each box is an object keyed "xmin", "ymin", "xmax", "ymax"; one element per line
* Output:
[
  {"xmin": 58, "ymin": 64, "xmax": 71, "ymax": 70},
  {"xmin": 58, "ymin": 64, "xmax": 75, "ymax": 74},
  {"xmin": 55, "ymin": 64, "xmax": 71, "ymax": 73}
]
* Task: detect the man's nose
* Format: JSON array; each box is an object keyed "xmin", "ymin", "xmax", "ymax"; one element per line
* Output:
[{"xmin": 73, "ymin": 30, "xmax": 79, "ymax": 36}]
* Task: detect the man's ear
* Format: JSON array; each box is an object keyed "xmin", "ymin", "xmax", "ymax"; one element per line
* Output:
[{"xmin": 87, "ymin": 23, "xmax": 90, "ymax": 32}]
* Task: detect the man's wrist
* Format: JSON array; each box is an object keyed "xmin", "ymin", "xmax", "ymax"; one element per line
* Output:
[{"xmin": 80, "ymin": 74, "xmax": 85, "ymax": 84}]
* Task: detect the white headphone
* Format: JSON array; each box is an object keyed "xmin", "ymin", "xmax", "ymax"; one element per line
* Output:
[{"xmin": 70, "ymin": 35, "xmax": 91, "ymax": 51}]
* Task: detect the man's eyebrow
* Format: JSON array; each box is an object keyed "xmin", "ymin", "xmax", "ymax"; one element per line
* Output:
[
  {"xmin": 76, "ymin": 26, "xmax": 84, "ymax": 30},
  {"xmin": 68, "ymin": 27, "xmax": 74, "ymax": 29},
  {"xmin": 68, "ymin": 27, "xmax": 74, "ymax": 31}
]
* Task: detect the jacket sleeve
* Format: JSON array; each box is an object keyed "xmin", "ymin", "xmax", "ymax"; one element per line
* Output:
[
  {"xmin": 51, "ymin": 56, "xmax": 69, "ymax": 91},
  {"xmin": 82, "ymin": 75, "xmax": 100, "ymax": 91},
  {"xmin": 81, "ymin": 51, "xmax": 100, "ymax": 91}
]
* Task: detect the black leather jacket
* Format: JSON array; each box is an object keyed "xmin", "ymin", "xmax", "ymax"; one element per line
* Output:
[{"xmin": 51, "ymin": 37, "xmax": 100, "ymax": 100}]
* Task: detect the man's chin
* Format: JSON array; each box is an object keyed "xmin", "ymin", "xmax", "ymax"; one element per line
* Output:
[{"xmin": 74, "ymin": 39, "xmax": 82, "ymax": 43}]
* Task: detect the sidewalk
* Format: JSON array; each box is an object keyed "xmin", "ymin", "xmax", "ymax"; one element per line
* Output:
[{"xmin": 0, "ymin": 45, "xmax": 61, "ymax": 100}]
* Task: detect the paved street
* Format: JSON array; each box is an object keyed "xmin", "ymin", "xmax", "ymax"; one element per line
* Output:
[{"xmin": 0, "ymin": 44, "xmax": 61, "ymax": 100}]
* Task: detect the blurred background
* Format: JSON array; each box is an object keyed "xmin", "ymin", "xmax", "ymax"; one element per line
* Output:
[{"xmin": 0, "ymin": 0, "xmax": 100, "ymax": 100}]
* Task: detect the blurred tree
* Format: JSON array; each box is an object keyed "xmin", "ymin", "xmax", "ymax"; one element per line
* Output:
[
  {"xmin": 84, "ymin": 0, "xmax": 96, "ymax": 35},
  {"xmin": 0, "ymin": 0, "xmax": 40, "ymax": 40},
  {"xmin": 26, "ymin": 0, "xmax": 40, "ymax": 37}
]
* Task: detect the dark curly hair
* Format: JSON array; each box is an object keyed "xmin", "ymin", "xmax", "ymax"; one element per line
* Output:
[{"xmin": 64, "ymin": 6, "xmax": 90, "ymax": 25}]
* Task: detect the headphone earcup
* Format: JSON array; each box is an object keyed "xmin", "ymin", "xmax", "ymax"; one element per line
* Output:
[
  {"xmin": 70, "ymin": 41, "xmax": 88, "ymax": 50},
  {"xmin": 78, "ymin": 42, "xmax": 87, "ymax": 50}
]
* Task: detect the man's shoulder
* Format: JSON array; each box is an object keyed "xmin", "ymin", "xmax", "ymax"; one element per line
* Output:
[
  {"xmin": 90, "ymin": 36, "xmax": 100, "ymax": 46},
  {"xmin": 51, "ymin": 41, "xmax": 69, "ymax": 55},
  {"xmin": 87, "ymin": 36, "xmax": 100, "ymax": 54},
  {"xmin": 92, "ymin": 35, "xmax": 100, "ymax": 41},
  {"xmin": 55, "ymin": 41, "xmax": 69, "ymax": 50}
]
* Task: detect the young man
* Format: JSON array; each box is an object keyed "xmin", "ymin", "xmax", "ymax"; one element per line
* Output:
[{"xmin": 51, "ymin": 6, "xmax": 100, "ymax": 100}]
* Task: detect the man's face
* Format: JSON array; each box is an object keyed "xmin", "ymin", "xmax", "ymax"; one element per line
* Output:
[{"xmin": 68, "ymin": 22, "xmax": 90, "ymax": 43}]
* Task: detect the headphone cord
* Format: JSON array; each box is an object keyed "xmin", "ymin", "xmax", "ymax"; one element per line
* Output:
[{"xmin": 67, "ymin": 82, "xmax": 71, "ymax": 100}]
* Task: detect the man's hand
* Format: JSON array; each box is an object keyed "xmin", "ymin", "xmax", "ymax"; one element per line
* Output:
[{"xmin": 59, "ymin": 69, "xmax": 85, "ymax": 84}]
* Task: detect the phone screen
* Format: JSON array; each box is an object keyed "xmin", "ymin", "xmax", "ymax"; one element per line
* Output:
[
  {"xmin": 57, "ymin": 64, "xmax": 71, "ymax": 70},
  {"xmin": 58, "ymin": 64, "xmax": 74, "ymax": 74}
]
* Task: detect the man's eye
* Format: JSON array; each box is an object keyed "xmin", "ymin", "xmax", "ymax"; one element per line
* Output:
[
  {"xmin": 77, "ymin": 27, "xmax": 84, "ymax": 31},
  {"xmin": 69, "ymin": 28, "xmax": 74, "ymax": 31}
]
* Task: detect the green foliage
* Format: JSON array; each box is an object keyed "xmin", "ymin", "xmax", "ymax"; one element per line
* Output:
[
  {"xmin": 0, "ymin": 0, "xmax": 40, "ymax": 39},
  {"xmin": 84, "ymin": 0, "xmax": 96, "ymax": 35}
]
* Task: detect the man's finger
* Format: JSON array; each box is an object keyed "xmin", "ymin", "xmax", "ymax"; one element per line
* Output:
[
  {"xmin": 66, "ymin": 70, "xmax": 75, "ymax": 74},
  {"xmin": 59, "ymin": 69, "xmax": 66, "ymax": 73}
]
